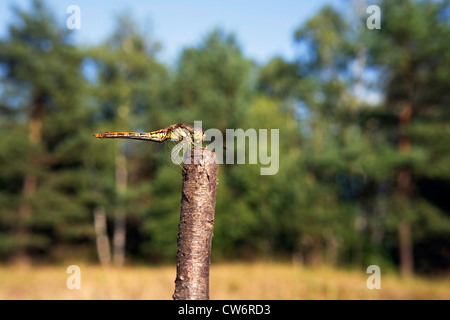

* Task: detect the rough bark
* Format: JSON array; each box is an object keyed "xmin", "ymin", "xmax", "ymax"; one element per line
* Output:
[{"xmin": 173, "ymin": 148, "xmax": 218, "ymax": 300}]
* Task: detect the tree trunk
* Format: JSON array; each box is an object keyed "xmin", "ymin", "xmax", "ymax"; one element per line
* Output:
[
  {"xmin": 15, "ymin": 96, "xmax": 44, "ymax": 264},
  {"xmin": 173, "ymin": 148, "xmax": 218, "ymax": 300},
  {"xmin": 398, "ymin": 220, "xmax": 413, "ymax": 276},
  {"xmin": 307, "ymin": 236, "xmax": 323, "ymax": 266},
  {"xmin": 397, "ymin": 100, "xmax": 414, "ymax": 276},
  {"xmin": 113, "ymin": 152, "xmax": 128, "ymax": 267},
  {"xmin": 111, "ymin": 97, "xmax": 130, "ymax": 267},
  {"xmin": 94, "ymin": 206, "xmax": 111, "ymax": 266}
]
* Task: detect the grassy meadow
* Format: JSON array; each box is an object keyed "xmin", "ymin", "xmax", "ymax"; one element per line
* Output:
[{"xmin": 0, "ymin": 262, "xmax": 448, "ymax": 300}]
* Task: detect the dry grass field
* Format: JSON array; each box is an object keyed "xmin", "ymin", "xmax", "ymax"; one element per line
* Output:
[{"xmin": 0, "ymin": 262, "xmax": 448, "ymax": 300}]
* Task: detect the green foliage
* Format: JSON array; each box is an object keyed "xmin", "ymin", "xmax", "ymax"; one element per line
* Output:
[
  {"xmin": 0, "ymin": 0, "xmax": 93, "ymax": 258},
  {"xmin": 0, "ymin": 0, "xmax": 448, "ymax": 273},
  {"xmin": 173, "ymin": 29, "xmax": 253, "ymax": 131}
]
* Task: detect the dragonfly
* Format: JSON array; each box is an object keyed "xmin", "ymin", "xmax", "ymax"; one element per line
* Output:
[{"xmin": 94, "ymin": 123, "xmax": 206, "ymax": 167}]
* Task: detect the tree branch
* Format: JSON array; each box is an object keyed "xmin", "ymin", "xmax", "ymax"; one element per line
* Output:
[{"xmin": 173, "ymin": 148, "xmax": 218, "ymax": 300}]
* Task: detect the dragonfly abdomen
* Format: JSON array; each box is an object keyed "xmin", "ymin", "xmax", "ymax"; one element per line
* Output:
[{"xmin": 94, "ymin": 131, "xmax": 166, "ymax": 142}]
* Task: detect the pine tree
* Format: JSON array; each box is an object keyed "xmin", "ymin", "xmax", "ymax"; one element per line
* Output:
[
  {"xmin": 0, "ymin": 0, "xmax": 91, "ymax": 262},
  {"xmin": 88, "ymin": 13, "xmax": 168, "ymax": 265},
  {"xmin": 362, "ymin": 0, "xmax": 450, "ymax": 275}
]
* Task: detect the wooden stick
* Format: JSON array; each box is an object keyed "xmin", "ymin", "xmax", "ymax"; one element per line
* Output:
[{"xmin": 173, "ymin": 148, "xmax": 218, "ymax": 300}]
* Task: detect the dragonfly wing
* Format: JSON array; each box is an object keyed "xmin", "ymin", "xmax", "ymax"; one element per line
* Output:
[{"xmin": 170, "ymin": 141, "xmax": 189, "ymax": 165}]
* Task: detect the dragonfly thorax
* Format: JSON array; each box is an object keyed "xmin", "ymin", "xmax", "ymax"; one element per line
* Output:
[
  {"xmin": 170, "ymin": 126, "xmax": 204, "ymax": 146},
  {"xmin": 170, "ymin": 127, "xmax": 190, "ymax": 142},
  {"xmin": 192, "ymin": 127, "xmax": 205, "ymax": 145}
]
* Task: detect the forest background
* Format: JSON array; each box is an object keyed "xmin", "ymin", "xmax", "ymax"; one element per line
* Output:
[{"xmin": 0, "ymin": 0, "xmax": 449, "ymax": 282}]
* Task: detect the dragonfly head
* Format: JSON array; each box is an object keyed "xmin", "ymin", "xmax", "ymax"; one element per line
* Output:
[{"xmin": 192, "ymin": 127, "xmax": 205, "ymax": 145}]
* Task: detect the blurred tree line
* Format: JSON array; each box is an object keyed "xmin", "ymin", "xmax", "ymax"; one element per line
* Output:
[{"xmin": 0, "ymin": 0, "xmax": 449, "ymax": 275}]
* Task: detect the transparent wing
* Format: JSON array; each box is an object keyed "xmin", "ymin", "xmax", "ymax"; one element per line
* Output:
[{"xmin": 170, "ymin": 141, "xmax": 190, "ymax": 166}]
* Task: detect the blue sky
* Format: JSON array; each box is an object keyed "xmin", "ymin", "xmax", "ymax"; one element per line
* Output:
[{"xmin": 0, "ymin": 0, "xmax": 343, "ymax": 65}]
